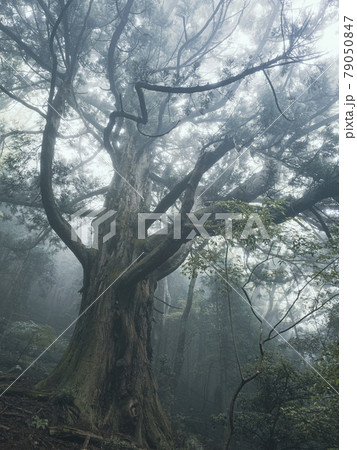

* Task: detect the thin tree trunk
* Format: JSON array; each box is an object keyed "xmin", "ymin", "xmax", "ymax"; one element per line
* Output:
[{"xmin": 172, "ymin": 276, "xmax": 197, "ymax": 393}]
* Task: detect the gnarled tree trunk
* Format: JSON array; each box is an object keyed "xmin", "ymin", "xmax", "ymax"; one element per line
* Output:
[
  {"xmin": 38, "ymin": 117, "xmax": 175, "ymax": 447},
  {"xmin": 38, "ymin": 252, "xmax": 172, "ymax": 448}
]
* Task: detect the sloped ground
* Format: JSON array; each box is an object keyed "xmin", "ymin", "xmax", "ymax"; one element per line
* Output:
[
  {"xmin": 0, "ymin": 374, "xmax": 156, "ymax": 449},
  {"xmin": 0, "ymin": 375, "xmax": 214, "ymax": 450},
  {"xmin": 0, "ymin": 374, "xmax": 98, "ymax": 449},
  {"xmin": 0, "ymin": 320, "xmax": 215, "ymax": 449}
]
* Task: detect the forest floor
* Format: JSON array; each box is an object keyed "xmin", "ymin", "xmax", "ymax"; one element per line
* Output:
[
  {"xmin": 0, "ymin": 374, "xmax": 98, "ymax": 449},
  {"xmin": 0, "ymin": 373, "xmax": 217, "ymax": 450}
]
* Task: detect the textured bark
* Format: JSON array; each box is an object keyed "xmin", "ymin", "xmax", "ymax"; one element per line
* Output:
[
  {"xmin": 38, "ymin": 129, "xmax": 173, "ymax": 447},
  {"xmin": 38, "ymin": 255, "xmax": 172, "ymax": 448}
]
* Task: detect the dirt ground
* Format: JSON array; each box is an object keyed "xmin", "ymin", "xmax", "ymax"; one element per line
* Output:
[
  {"xmin": 0, "ymin": 373, "xmax": 138, "ymax": 449},
  {"xmin": 0, "ymin": 376, "xmax": 94, "ymax": 449},
  {"xmin": 0, "ymin": 374, "xmax": 217, "ymax": 450}
]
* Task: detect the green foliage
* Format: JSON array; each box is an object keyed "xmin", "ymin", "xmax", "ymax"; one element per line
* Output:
[
  {"xmin": 216, "ymin": 347, "xmax": 339, "ymax": 449},
  {"xmin": 26, "ymin": 415, "xmax": 48, "ymax": 430},
  {"xmin": 181, "ymin": 435, "xmax": 204, "ymax": 450},
  {"xmin": 282, "ymin": 343, "xmax": 338, "ymax": 448},
  {"xmin": 1, "ymin": 321, "xmax": 67, "ymax": 364},
  {"xmin": 4, "ymin": 321, "xmax": 55, "ymax": 346}
]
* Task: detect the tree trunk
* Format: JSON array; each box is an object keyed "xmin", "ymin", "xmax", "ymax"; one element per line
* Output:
[
  {"xmin": 37, "ymin": 256, "xmax": 172, "ymax": 448},
  {"xmin": 172, "ymin": 276, "xmax": 197, "ymax": 393},
  {"xmin": 36, "ymin": 104, "xmax": 176, "ymax": 447}
]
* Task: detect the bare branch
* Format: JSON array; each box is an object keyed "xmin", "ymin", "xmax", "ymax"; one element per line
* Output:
[
  {"xmin": 0, "ymin": 84, "xmax": 46, "ymax": 118},
  {"xmin": 263, "ymin": 69, "xmax": 293, "ymax": 121},
  {"xmin": 40, "ymin": 79, "xmax": 94, "ymax": 269},
  {"xmin": 107, "ymin": 0, "xmax": 135, "ymax": 107}
]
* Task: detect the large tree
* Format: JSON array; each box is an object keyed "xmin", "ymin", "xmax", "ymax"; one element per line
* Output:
[{"xmin": 0, "ymin": 0, "xmax": 338, "ymax": 447}]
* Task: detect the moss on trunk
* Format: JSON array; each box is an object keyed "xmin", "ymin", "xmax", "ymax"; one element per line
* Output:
[{"xmin": 37, "ymin": 260, "xmax": 173, "ymax": 449}]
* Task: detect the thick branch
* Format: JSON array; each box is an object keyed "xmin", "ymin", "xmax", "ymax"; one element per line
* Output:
[
  {"xmin": 145, "ymin": 138, "xmax": 229, "ymax": 232},
  {"xmin": 272, "ymin": 177, "xmax": 338, "ymax": 224},
  {"xmin": 119, "ymin": 176, "xmax": 338, "ymax": 287},
  {"xmin": 40, "ymin": 81, "xmax": 94, "ymax": 269},
  {"xmin": 107, "ymin": 0, "xmax": 135, "ymax": 106},
  {"xmin": 154, "ymin": 241, "xmax": 193, "ymax": 281}
]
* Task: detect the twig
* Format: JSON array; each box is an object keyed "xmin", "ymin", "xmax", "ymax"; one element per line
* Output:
[
  {"xmin": 82, "ymin": 435, "xmax": 90, "ymax": 449},
  {"xmin": 263, "ymin": 69, "xmax": 293, "ymax": 121},
  {"xmin": 154, "ymin": 295, "xmax": 182, "ymax": 310}
]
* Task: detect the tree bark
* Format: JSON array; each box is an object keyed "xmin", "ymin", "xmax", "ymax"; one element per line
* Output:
[
  {"xmin": 37, "ymin": 255, "xmax": 172, "ymax": 448},
  {"xmin": 38, "ymin": 124, "xmax": 173, "ymax": 447}
]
